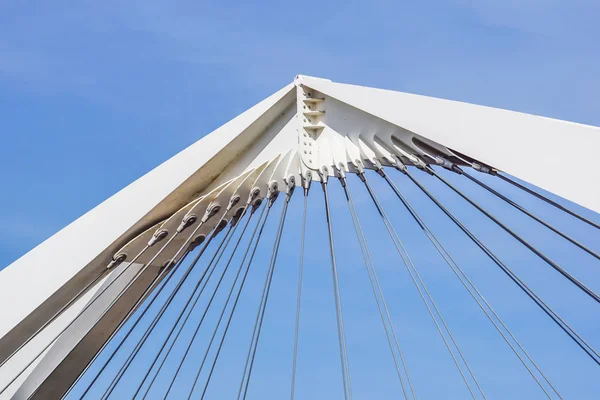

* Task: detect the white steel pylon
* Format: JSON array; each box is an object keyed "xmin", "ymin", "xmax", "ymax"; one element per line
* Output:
[{"xmin": 0, "ymin": 75, "xmax": 599, "ymax": 399}]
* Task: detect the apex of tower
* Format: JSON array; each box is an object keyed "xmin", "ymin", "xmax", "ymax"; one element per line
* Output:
[{"xmin": 294, "ymin": 74, "xmax": 332, "ymax": 86}]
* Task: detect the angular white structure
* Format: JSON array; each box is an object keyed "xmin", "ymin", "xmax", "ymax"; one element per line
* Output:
[{"xmin": 0, "ymin": 75, "xmax": 598, "ymax": 399}]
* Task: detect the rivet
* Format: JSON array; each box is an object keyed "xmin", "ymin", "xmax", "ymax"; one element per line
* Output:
[{"xmin": 304, "ymin": 150, "xmax": 307, "ymax": 154}]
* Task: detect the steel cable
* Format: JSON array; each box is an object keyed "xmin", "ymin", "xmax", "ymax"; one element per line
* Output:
[
  {"xmin": 322, "ymin": 181, "xmax": 353, "ymax": 400},
  {"xmin": 405, "ymin": 169, "xmax": 600, "ymax": 366},
  {"xmin": 431, "ymin": 168, "xmax": 600, "ymax": 305},
  {"xmin": 237, "ymin": 196, "xmax": 290, "ymax": 400},
  {"xmin": 164, "ymin": 203, "xmax": 267, "ymax": 399},
  {"xmin": 360, "ymin": 172, "xmax": 483, "ymax": 400},
  {"xmin": 290, "ymin": 190, "xmax": 308, "ymax": 400},
  {"xmin": 496, "ymin": 173, "xmax": 600, "ymax": 230},
  {"xmin": 195, "ymin": 202, "xmax": 272, "ymax": 400},
  {"xmin": 341, "ymin": 177, "xmax": 415, "ymax": 399},
  {"xmin": 382, "ymin": 169, "xmax": 561, "ymax": 399},
  {"xmin": 100, "ymin": 208, "xmax": 251, "ymax": 399},
  {"xmin": 462, "ymin": 170, "xmax": 599, "ymax": 261}
]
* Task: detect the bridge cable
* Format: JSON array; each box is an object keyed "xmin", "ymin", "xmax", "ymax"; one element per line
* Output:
[
  {"xmin": 0, "ymin": 240, "xmax": 159, "ymax": 397},
  {"xmin": 0, "ymin": 267, "xmax": 109, "ymax": 370},
  {"xmin": 404, "ymin": 168, "xmax": 600, "ymax": 366},
  {"xmin": 164, "ymin": 202, "xmax": 267, "ymax": 399},
  {"xmin": 322, "ymin": 179, "xmax": 353, "ymax": 400},
  {"xmin": 195, "ymin": 201, "xmax": 273, "ymax": 399},
  {"xmin": 62, "ymin": 246, "xmax": 196, "ymax": 400},
  {"xmin": 381, "ymin": 168, "xmax": 561, "ymax": 399},
  {"xmin": 76, "ymin": 215, "xmax": 232, "ymax": 399},
  {"xmin": 496, "ymin": 173, "xmax": 600, "ymax": 230},
  {"xmin": 461, "ymin": 170, "xmax": 599, "ymax": 261},
  {"xmin": 360, "ymin": 171, "xmax": 484, "ymax": 400},
  {"xmin": 100, "ymin": 207, "xmax": 252, "ymax": 399},
  {"xmin": 430, "ymin": 168, "xmax": 600, "ymax": 305},
  {"xmin": 290, "ymin": 189, "xmax": 308, "ymax": 400},
  {"xmin": 341, "ymin": 175, "xmax": 415, "ymax": 399},
  {"xmin": 137, "ymin": 213, "xmax": 254, "ymax": 399},
  {"xmin": 129, "ymin": 208, "xmax": 253, "ymax": 399},
  {"xmin": 237, "ymin": 194, "xmax": 290, "ymax": 400}
]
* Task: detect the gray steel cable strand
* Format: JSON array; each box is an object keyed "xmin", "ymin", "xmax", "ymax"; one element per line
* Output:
[
  {"xmin": 196, "ymin": 202, "xmax": 273, "ymax": 400},
  {"xmin": 0, "ymin": 243, "xmax": 156, "ymax": 397},
  {"xmin": 162, "ymin": 203, "xmax": 267, "ymax": 400},
  {"xmin": 381, "ymin": 171, "xmax": 560, "ymax": 399},
  {"xmin": 360, "ymin": 173, "xmax": 480, "ymax": 400},
  {"xmin": 290, "ymin": 191, "xmax": 308, "ymax": 400},
  {"xmin": 431, "ymin": 168, "xmax": 600, "ymax": 305},
  {"xmin": 322, "ymin": 181, "xmax": 353, "ymax": 400},
  {"xmin": 462, "ymin": 170, "xmax": 600, "ymax": 261},
  {"xmin": 237, "ymin": 198, "xmax": 290, "ymax": 400},
  {"xmin": 127, "ymin": 207, "xmax": 251, "ymax": 400},
  {"xmin": 79, "ymin": 220, "xmax": 230, "ymax": 400},
  {"xmin": 341, "ymin": 179, "xmax": 414, "ymax": 399},
  {"xmin": 405, "ymin": 169, "xmax": 600, "ymax": 366},
  {"xmin": 234, "ymin": 202, "xmax": 283, "ymax": 400},
  {"xmin": 101, "ymin": 208, "xmax": 251, "ymax": 400},
  {"xmin": 0, "ymin": 267, "xmax": 109, "ymax": 370},
  {"xmin": 496, "ymin": 173, "xmax": 600, "ymax": 230},
  {"xmin": 71, "ymin": 247, "xmax": 194, "ymax": 400},
  {"xmin": 137, "ymin": 222, "xmax": 242, "ymax": 399}
]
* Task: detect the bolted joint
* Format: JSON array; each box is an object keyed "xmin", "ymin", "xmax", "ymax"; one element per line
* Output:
[
  {"xmin": 177, "ymin": 214, "xmax": 197, "ymax": 233},
  {"xmin": 202, "ymin": 204, "xmax": 222, "ymax": 223},
  {"xmin": 392, "ymin": 155, "xmax": 408, "ymax": 174},
  {"xmin": 214, "ymin": 219, "xmax": 229, "ymax": 235},
  {"xmin": 302, "ymin": 170, "xmax": 313, "ymax": 195},
  {"xmin": 188, "ymin": 235, "xmax": 206, "ymax": 251},
  {"xmin": 227, "ymin": 195, "xmax": 241, "ymax": 211},
  {"xmin": 318, "ymin": 165, "xmax": 329, "ymax": 184},
  {"xmin": 268, "ymin": 181, "xmax": 279, "ymax": 207},
  {"xmin": 108, "ymin": 253, "xmax": 127, "ymax": 269},
  {"xmin": 435, "ymin": 156, "xmax": 463, "ymax": 175},
  {"xmin": 251, "ymin": 198, "xmax": 263, "ymax": 213},
  {"xmin": 247, "ymin": 188, "xmax": 260, "ymax": 206},
  {"xmin": 285, "ymin": 175, "xmax": 296, "ymax": 203},
  {"xmin": 472, "ymin": 162, "xmax": 497, "ymax": 175},
  {"xmin": 148, "ymin": 229, "xmax": 169, "ymax": 247},
  {"xmin": 230, "ymin": 206, "xmax": 245, "ymax": 226}
]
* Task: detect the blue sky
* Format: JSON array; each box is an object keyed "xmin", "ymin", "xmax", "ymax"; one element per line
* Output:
[{"xmin": 1, "ymin": 1, "xmax": 600, "ymax": 399}]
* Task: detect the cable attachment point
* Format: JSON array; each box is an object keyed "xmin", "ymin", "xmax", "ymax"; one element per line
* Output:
[
  {"xmin": 268, "ymin": 181, "xmax": 280, "ymax": 207},
  {"xmin": 247, "ymin": 188, "xmax": 260, "ymax": 206},
  {"xmin": 372, "ymin": 159, "xmax": 386, "ymax": 178},
  {"xmin": 202, "ymin": 204, "xmax": 222, "ymax": 223},
  {"xmin": 230, "ymin": 206, "xmax": 245, "ymax": 226},
  {"xmin": 108, "ymin": 253, "xmax": 127, "ymax": 269},
  {"xmin": 392, "ymin": 155, "xmax": 408, "ymax": 174},
  {"xmin": 302, "ymin": 170, "xmax": 313, "ymax": 196},
  {"xmin": 285, "ymin": 175, "xmax": 296, "ymax": 203},
  {"xmin": 227, "ymin": 195, "xmax": 241, "ymax": 211},
  {"xmin": 318, "ymin": 165, "xmax": 329, "ymax": 184},
  {"xmin": 472, "ymin": 162, "xmax": 497, "ymax": 175},
  {"xmin": 177, "ymin": 214, "xmax": 197, "ymax": 233},
  {"xmin": 188, "ymin": 235, "xmax": 206, "ymax": 251},
  {"xmin": 214, "ymin": 219, "xmax": 229, "ymax": 235},
  {"xmin": 251, "ymin": 198, "xmax": 263, "ymax": 213},
  {"xmin": 148, "ymin": 229, "xmax": 169, "ymax": 247},
  {"xmin": 435, "ymin": 156, "xmax": 463, "ymax": 174},
  {"xmin": 335, "ymin": 163, "xmax": 347, "ymax": 187}
]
